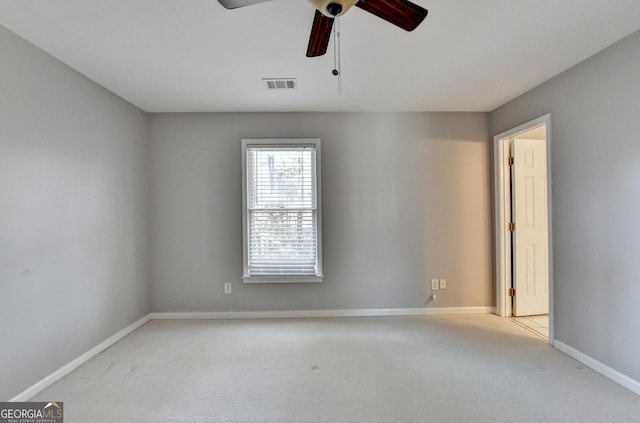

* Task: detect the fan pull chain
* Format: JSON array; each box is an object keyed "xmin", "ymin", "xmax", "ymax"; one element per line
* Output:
[{"xmin": 332, "ymin": 15, "xmax": 342, "ymax": 94}]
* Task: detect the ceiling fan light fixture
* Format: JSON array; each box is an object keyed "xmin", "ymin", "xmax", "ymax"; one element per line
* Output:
[
  {"xmin": 326, "ymin": 3, "xmax": 342, "ymax": 16},
  {"xmin": 309, "ymin": 0, "xmax": 359, "ymax": 18}
]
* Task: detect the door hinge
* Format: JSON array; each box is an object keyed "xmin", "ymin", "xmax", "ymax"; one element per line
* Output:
[
  {"xmin": 508, "ymin": 288, "xmax": 516, "ymax": 297},
  {"xmin": 508, "ymin": 222, "xmax": 515, "ymax": 232},
  {"xmin": 507, "ymin": 156, "xmax": 514, "ymax": 166}
]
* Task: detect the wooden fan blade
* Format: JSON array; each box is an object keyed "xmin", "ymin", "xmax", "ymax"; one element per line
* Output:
[
  {"xmin": 355, "ymin": 0, "xmax": 428, "ymax": 31},
  {"xmin": 217, "ymin": 0, "xmax": 274, "ymax": 10},
  {"xmin": 306, "ymin": 10, "xmax": 334, "ymax": 57}
]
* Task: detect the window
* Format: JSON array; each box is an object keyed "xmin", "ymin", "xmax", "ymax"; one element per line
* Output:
[{"xmin": 242, "ymin": 139, "xmax": 323, "ymax": 283}]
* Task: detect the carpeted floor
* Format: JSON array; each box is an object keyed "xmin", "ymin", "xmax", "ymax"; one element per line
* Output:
[{"xmin": 33, "ymin": 314, "xmax": 640, "ymax": 422}]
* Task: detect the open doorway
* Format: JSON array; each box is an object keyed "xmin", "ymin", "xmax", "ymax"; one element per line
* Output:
[{"xmin": 493, "ymin": 114, "xmax": 553, "ymax": 344}]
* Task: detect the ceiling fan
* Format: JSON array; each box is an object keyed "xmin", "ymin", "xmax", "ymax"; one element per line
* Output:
[{"xmin": 217, "ymin": 0, "xmax": 428, "ymax": 57}]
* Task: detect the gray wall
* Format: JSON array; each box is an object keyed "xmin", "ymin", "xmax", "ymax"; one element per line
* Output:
[
  {"xmin": 491, "ymin": 31, "xmax": 640, "ymax": 381},
  {"xmin": 0, "ymin": 27, "xmax": 150, "ymax": 400},
  {"xmin": 150, "ymin": 112, "xmax": 493, "ymax": 312}
]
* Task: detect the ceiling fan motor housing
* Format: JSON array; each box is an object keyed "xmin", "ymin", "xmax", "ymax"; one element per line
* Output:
[{"xmin": 309, "ymin": 0, "xmax": 359, "ymax": 17}]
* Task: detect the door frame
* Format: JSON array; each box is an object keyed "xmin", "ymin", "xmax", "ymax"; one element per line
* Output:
[{"xmin": 493, "ymin": 114, "xmax": 554, "ymax": 345}]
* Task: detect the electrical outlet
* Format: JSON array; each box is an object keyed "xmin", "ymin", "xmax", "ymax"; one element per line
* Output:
[
  {"xmin": 224, "ymin": 282, "xmax": 232, "ymax": 294},
  {"xmin": 439, "ymin": 279, "xmax": 447, "ymax": 290},
  {"xmin": 431, "ymin": 279, "xmax": 439, "ymax": 290}
]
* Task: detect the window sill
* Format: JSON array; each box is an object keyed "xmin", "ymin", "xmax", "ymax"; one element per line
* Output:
[{"xmin": 242, "ymin": 275, "xmax": 324, "ymax": 284}]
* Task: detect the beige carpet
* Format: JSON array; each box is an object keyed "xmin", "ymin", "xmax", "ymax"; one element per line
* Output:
[{"xmin": 33, "ymin": 314, "xmax": 640, "ymax": 422}]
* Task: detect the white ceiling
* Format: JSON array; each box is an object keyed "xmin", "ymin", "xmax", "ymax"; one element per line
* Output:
[{"xmin": 1, "ymin": 0, "xmax": 639, "ymax": 112}]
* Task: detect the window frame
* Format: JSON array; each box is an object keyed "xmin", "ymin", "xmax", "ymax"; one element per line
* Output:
[{"xmin": 241, "ymin": 138, "xmax": 323, "ymax": 283}]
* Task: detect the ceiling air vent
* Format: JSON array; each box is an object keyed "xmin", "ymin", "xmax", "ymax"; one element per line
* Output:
[{"xmin": 263, "ymin": 78, "xmax": 297, "ymax": 90}]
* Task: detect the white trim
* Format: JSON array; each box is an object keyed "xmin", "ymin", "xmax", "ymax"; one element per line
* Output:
[
  {"xmin": 242, "ymin": 275, "xmax": 324, "ymax": 284},
  {"xmin": 493, "ymin": 134, "xmax": 511, "ymax": 318},
  {"xmin": 554, "ymin": 340, "xmax": 640, "ymax": 396},
  {"xmin": 10, "ymin": 314, "xmax": 151, "ymax": 402},
  {"xmin": 149, "ymin": 307, "xmax": 495, "ymax": 320},
  {"xmin": 492, "ymin": 114, "xmax": 555, "ymax": 344},
  {"xmin": 241, "ymin": 138, "xmax": 323, "ymax": 283}
]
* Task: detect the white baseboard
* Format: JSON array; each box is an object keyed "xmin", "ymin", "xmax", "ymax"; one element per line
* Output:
[
  {"xmin": 149, "ymin": 306, "xmax": 496, "ymax": 320},
  {"xmin": 554, "ymin": 339, "xmax": 640, "ymax": 396},
  {"xmin": 10, "ymin": 314, "xmax": 151, "ymax": 402}
]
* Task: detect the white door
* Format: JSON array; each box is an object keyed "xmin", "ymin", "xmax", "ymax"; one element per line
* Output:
[{"xmin": 512, "ymin": 138, "xmax": 549, "ymax": 316}]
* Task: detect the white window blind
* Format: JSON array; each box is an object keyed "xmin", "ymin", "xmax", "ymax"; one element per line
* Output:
[{"xmin": 242, "ymin": 140, "xmax": 322, "ymax": 281}]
